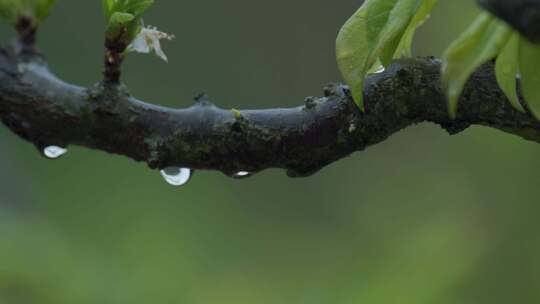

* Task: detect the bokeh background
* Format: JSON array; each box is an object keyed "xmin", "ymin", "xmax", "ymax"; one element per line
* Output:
[{"xmin": 1, "ymin": 0, "xmax": 540, "ymax": 303}]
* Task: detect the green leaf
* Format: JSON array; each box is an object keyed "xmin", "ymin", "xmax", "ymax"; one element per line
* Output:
[
  {"xmin": 106, "ymin": 12, "xmax": 135, "ymax": 40},
  {"xmin": 336, "ymin": 0, "xmax": 437, "ymax": 110},
  {"xmin": 103, "ymin": 0, "xmax": 154, "ymax": 22},
  {"xmin": 0, "ymin": 0, "xmax": 56, "ymax": 24},
  {"xmin": 121, "ymin": 0, "xmax": 153, "ymax": 17},
  {"xmin": 519, "ymin": 37, "xmax": 540, "ymax": 119},
  {"xmin": 33, "ymin": 0, "xmax": 55, "ymax": 22},
  {"xmin": 102, "ymin": 0, "xmax": 113, "ymax": 21},
  {"xmin": 0, "ymin": 0, "xmax": 20, "ymax": 22},
  {"xmin": 495, "ymin": 33, "xmax": 524, "ymax": 112},
  {"xmin": 102, "ymin": 0, "xmax": 154, "ymax": 49},
  {"xmin": 377, "ymin": 0, "xmax": 424, "ymax": 66},
  {"xmin": 442, "ymin": 12, "xmax": 512, "ymax": 118},
  {"xmin": 395, "ymin": 0, "xmax": 438, "ymax": 57}
]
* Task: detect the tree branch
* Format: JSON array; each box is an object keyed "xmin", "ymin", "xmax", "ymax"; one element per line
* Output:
[
  {"xmin": 477, "ymin": 0, "xmax": 540, "ymax": 42},
  {"xmin": 1, "ymin": 46, "xmax": 539, "ymax": 177}
]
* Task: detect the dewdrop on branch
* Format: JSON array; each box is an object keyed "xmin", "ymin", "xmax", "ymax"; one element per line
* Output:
[
  {"xmin": 43, "ymin": 146, "xmax": 68, "ymax": 159},
  {"xmin": 127, "ymin": 24, "xmax": 174, "ymax": 62},
  {"xmin": 160, "ymin": 167, "xmax": 192, "ymax": 186}
]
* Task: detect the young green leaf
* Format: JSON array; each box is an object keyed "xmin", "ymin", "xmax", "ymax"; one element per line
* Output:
[
  {"xmin": 395, "ymin": 0, "xmax": 437, "ymax": 57},
  {"xmin": 495, "ymin": 33, "xmax": 524, "ymax": 112},
  {"xmin": 102, "ymin": 0, "xmax": 155, "ymax": 50},
  {"xmin": 377, "ymin": 0, "xmax": 424, "ymax": 67},
  {"xmin": 0, "ymin": 0, "xmax": 20, "ymax": 22},
  {"xmin": 442, "ymin": 12, "xmax": 512, "ymax": 118},
  {"xmin": 336, "ymin": 0, "xmax": 437, "ymax": 110},
  {"xmin": 519, "ymin": 37, "xmax": 540, "ymax": 119},
  {"xmin": 103, "ymin": 0, "xmax": 154, "ymax": 22},
  {"xmin": 34, "ymin": 0, "xmax": 55, "ymax": 22},
  {"xmin": 103, "ymin": 0, "xmax": 113, "ymax": 20},
  {"xmin": 106, "ymin": 12, "xmax": 135, "ymax": 41},
  {"xmin": 121, "ymin": 0, "xmax": 153, "ymax": 17},
  {"xmin": 0, "ymin": 0, "xmax": 56, "ymax": 24}
]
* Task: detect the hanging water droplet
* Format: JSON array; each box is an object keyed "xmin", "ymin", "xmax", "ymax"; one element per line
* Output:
[
  {"xmin": 232, "ymin": 171, "xmax": 251, "ymax": 178},
  {"xmin": 43, "ymin": 146, "xmax": 68, "ymax": 159},
  {"xmin": 160, "ymin": 167, "xmax": 191, "ymax": 186},
  {"xmin": 373, "ymin": 65, "xmax": 385, "ymax": 74}
]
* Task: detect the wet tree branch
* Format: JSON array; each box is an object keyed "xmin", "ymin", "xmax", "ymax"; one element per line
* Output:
[
  {"xmin": 2, "ymin": 1, "xmax": 540, "ymax": 178},
  {"xmin": 1, "ymin": 46, "xmax": 539, "ymax": 177}
]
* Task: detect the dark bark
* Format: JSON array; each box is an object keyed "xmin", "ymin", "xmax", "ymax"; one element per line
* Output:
[
  {"xmin": 1, "ymin": 1, "xmax": 540, "ymax": 178},
  {"xmin": 104, "ymin": 35, "xmax": 128, "ymax": 85},
  {"xmin": 1, "ymin": 46, "xmax": 539, "ymax": 177},
  {"xmin": 478, "ymin": 0, "xmax": 540, "ymax": 42},
  {"xmin": 14, "ymin": 17, "xmax": 37, "ymax": 54}
]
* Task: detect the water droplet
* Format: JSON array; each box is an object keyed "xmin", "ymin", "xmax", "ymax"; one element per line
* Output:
[
  {"xmin": 160, "ymin": 167, "xmax": 191, "ymax": 186},
  {"xmin": 372, "ymin": 66, "xmax": 385, "ymax": 74},
  {"xmin": 43, "ymin": 146, "xmax": 68, "ymax": 159},
  {"xmin": 233, "ymin": 171, "xmax": 251, "ymax": 178}
]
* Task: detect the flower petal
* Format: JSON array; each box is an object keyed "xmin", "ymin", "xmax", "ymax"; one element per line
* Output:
[
  {"xmin": 152, "ymin": 36, "xmax": 168, "ymax": 62},
  {"xmin": 131, "ymin": 34, "xmax": 151, "ymax": 53}
]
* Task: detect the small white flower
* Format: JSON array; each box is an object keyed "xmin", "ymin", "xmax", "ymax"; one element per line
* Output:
[{"xmin": 127, "ymin": 24, "xmax": 174, "ymax": 62}]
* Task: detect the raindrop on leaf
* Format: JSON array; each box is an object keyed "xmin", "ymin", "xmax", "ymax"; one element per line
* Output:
[{"xmin": 160, "ymin": 167, "xmax": 191, "ymax": 186}]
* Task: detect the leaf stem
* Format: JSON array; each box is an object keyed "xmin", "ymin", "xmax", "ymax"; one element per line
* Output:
[
  {"xmin": 15, "ymin": 16, "xmax": 37, "ymax": 54},
  {"xmin": 103, "ymin": 38, "xmax": 127, "ymax": 85}
]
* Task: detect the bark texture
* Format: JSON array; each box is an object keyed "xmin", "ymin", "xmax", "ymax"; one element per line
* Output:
[
  {"xmin": 1, "ymin": 1, "xmax": 539, "ymax": 177},
  {"xmin": 1, "ymin": 47, "xmax": 539, "ymax": 177}
]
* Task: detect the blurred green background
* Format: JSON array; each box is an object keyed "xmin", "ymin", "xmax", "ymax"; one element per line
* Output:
[{"xmin": 1, "ymin": 0, "xmax": 540, "ymax": 303}]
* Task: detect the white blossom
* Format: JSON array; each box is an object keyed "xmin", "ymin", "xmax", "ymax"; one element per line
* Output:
[{"xmin": 127, "ymin": 24, "xmax": 174, "ymax": 62}]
